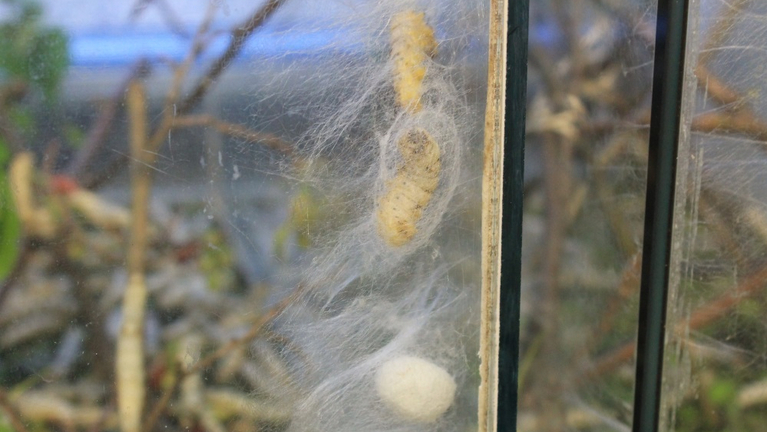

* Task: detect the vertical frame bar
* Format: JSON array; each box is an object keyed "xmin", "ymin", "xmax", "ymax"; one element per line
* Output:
[
  {"xmin": 633, "ymin": 1, "xmax": 690, "ymax": 431},
  {"xmin": 499, "ymin": 0, "xmax": 528, "ymax": 431},
  {"xmin": 480, "ymin": 0, "xmax": 528, "ymax": 431}
]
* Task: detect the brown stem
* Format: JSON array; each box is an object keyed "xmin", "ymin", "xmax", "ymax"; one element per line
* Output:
[
  {"xmin": 127, "ymin": 82, "xmax": 153, "ymax": 273},
  {"xmin": 692, "ymin": 110, "xmax": 767, "ymax": 142},
  {"xmin": 527, "ymin": 134, "xmax": 572, "ymax": 431},
  {"xmin": 583, "ymin": 263, "xmax": 767, "ymax": 382},
  {"xmin": 162, "ymin": 2, "xmax": 217, "ymax": 117},
  {"xmin": 116, "ymin": 80, "xmax": 152, "ymax": 432},
  {"xmin": 172, "ymin": 115, "xmax": 293, "ymax": 155}
]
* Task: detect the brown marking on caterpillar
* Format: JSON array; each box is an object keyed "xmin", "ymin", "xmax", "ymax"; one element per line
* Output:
[
  {"xmin": 390, "ymin": 11, "xmax": 437, "ymax": 112},
  {"xmin": 377, "ymin": 128, "xmax": 441, "ymax": 246}
]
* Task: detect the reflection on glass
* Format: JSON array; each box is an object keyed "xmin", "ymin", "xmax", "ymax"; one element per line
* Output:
[{"xmin": 663, "ymin": 1, "xmax": 767, "ymax": 431}]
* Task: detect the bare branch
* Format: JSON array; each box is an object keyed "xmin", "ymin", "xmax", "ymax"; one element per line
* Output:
[
  {"xmin": 172, "ymin": 114, "xmax": 293, "ymax": 154},
  {"xmin": 116, "ymin": 81, "xmax": 152, "ymax": 432},
  {"xmin": 178, "ymin": 0, "xmax": 288, "ymax": 114}
]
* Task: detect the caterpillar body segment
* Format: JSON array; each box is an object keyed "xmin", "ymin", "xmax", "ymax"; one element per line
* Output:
[
  {"xmin": 390, "ymin": 11, "xmax": 438, "ymax": 112},
  {"xmin": 377, "ymin": 128, "xmax": 441, "ymax": 247},
  {"xmin": 378, "ymin": 10, "xmax": 442, "ymax": 247}
]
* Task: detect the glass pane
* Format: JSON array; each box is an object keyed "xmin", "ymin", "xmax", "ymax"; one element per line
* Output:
[
  {"xmin": 662, "ymin": 1, "xmax": 767, "ymax": 430},
  {"xmin": 0, "ymin": 1, "xmax": 492, "ymax": 431},
  {"xmin": 521, "ymin": 0, "xmax": 657, "ymax": 430}
]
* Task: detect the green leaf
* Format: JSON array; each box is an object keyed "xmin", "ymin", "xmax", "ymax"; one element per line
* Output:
[{"xmin": 0, "ymin": 170, "xmax": 21, "ymax": 281}]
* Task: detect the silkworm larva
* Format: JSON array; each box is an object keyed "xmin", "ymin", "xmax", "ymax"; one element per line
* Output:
[
  {"xmin": 377, "ymin": 128, "xmax": 441, "ymax": 247},
  {"xmin": 390, "ymin": 10, "xmax": 437, "ymax": 112}
]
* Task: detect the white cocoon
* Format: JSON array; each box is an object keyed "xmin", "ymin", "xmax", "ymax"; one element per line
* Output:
[{"xmin": 375, "ymin": 355, "xmax": 457, "ymax": 423}]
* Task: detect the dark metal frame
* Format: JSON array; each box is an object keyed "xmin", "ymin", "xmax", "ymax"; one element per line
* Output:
[
  {"xmin": 498, "ymin": 1, "xmax": 528, "ymax": 431},
  {"xmin": 633, "ymin": 1, "xmax": 690, "ymax": 432}
]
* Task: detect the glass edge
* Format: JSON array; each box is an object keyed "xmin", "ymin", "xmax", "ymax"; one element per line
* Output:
[{"xmin": 479, "ymin": 0, "xmax": 528, "ymax": 431}]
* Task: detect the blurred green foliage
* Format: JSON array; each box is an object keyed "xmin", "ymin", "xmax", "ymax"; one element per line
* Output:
[
  {"xmin": 0, "ymin": 139, "xmax": 20, "ymax": 280},
  {"xmin": 0, "ymin": 0, "xmax": 69, "ymax": 280},
  {"xmin": 0, "ymin": 0, "xmax": 68, "ymax": 100}
]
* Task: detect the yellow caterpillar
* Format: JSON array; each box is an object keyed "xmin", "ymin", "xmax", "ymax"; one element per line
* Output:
[
  {"xmin": 376, "ymin": 11, "xmax": 441, "ymax": 247},
  {"xmin": 377, "ymin": 128, "xmax": 441, "ymax": 246},
  {"xmin": 390, "ymin": 10, "xmax": 437, "ymax": 112}
]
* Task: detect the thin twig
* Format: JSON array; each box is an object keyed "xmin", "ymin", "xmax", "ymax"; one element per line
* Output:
[
  {"xmin": 178, "ymin": 0, "xmax": 287, "ymax": 114},
  {"xmin": 130, "ymin": 0, "xmax": 190, "ymax": 38},
  {"xmin": 142, "ymin": 288, "xmax": 299, "ymax": 432},
  {"xmin": 193, "ymin": 290, "xmax": 298, "ymax": 376},
  {"xmin": 172, "ymin": 114, "xmax": 293, "ymax": 154},
  {"xmin": 693, "ymin": 110, "xmax": 767, "ymax": 142},
  {"xmin": 162, "ymin": 2, "xmax": 217, "ymax": 116},
  {"xmin": 141, "ymin": 2, "xmax": 218, "ymax": 159},
  {"xmin": 583, "ymin": 263, "xmax": 767, "ymax": 382}
]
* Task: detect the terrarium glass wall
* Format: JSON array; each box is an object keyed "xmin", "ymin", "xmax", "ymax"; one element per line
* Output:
[
  {"xmin": 521, "ymin": 0, "xmax": 767, "ymax": 431},
  {"xmin": 662, "ymin": 0, "xmax": 767, "ymax": 431},
  {"xmin": 520, "ymin": 0, "xmax": 656, "ymax": 430},
  {"xmin": 0, "ymin": 1, "xmax": 495, "ymax": 431}
]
